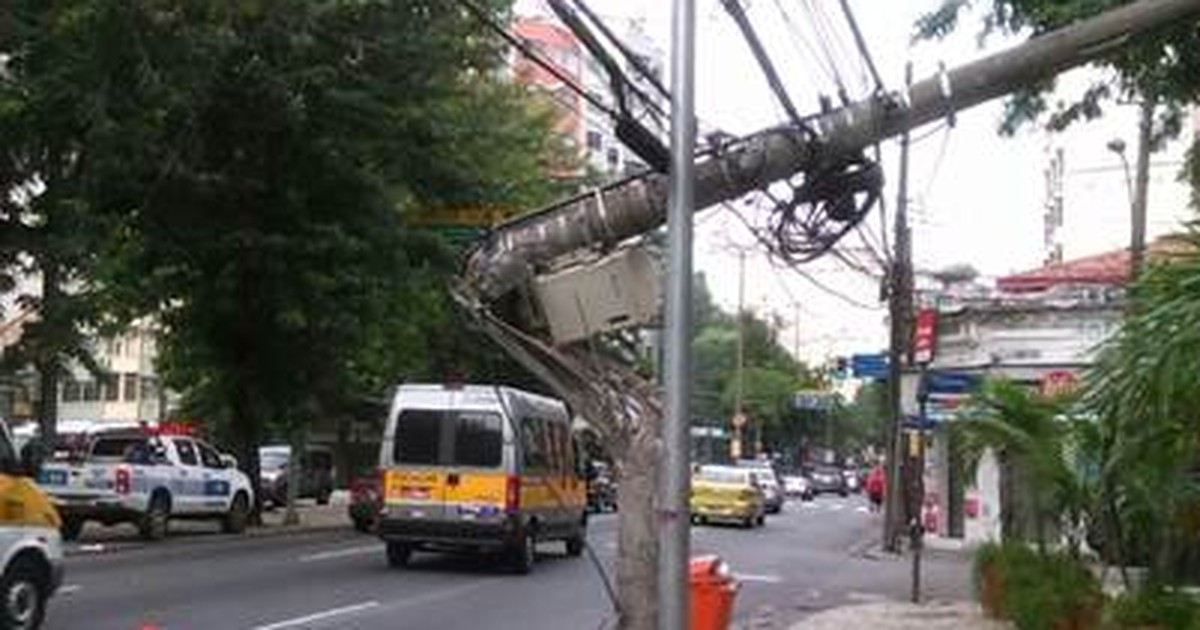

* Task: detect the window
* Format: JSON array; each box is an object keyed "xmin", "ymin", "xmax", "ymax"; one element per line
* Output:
[
  {"xmin": 123, "ymin": 373, "xmax": 138, "ymax": 402},
  {"xmin": 82, "ymin": 380, "xmax": 100, "ymax": 402},
  {"xmin": 196, "ymin": 441, "xmax": 223, "ymax": 469},
  {"xmin": 174, "ymin": 439, "xmax": 199, "ymax": 466},
  {"xmin": 102, "ymin": 374, "xmax": 119, "ymax": 401},
  {"xmin": 392, "ymin": 410, "xmax": 503, "ymax": 467},
  {"xmin": 453, "ymin": 413, "xmax": 503, "ymax": 468},
  {"xmin": 62, "ymin": 378, "xmax": 81, "ymax": 403},
  {"xmin": 586, "ymin": 130, "xmax": 603, "ymax": 152},
  {"xmin": 140, "ymin": 376, "xmax": 158, "ymax": 401},
  {"xmin": 91, "ymin": 437, "xmax": 146, "ymax": 460},
  {"xmin": 606, "ymin": 147, "xmax": 619, "ymax": 168},
  {"xmin": 521, "ymin": 416, "xmax": 550, "ymax": 471},
  {"xmin": 394, "ymin": 410, "xmax": 444, "ymax": 465}
]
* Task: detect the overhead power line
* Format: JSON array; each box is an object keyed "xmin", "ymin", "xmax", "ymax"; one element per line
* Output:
[
  {"xmin": 719, "ymin": 0, "xmax": 810, "ymax": 133},
  {"xmin": 837, "ymin": 0, "xmax": 884, "ymax": 93}
]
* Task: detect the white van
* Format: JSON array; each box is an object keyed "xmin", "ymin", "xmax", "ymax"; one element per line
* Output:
[{"xmin": 377, "ymin": 384, "xmax": 588, "ymax": 574}]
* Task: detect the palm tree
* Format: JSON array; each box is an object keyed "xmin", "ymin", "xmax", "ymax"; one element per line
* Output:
[
  {"xmin": 1085, "ymin": 227, "xmax": 1200, "ymax": 585},
  {"xmin": 954, "ymin": 379, "xmax": 1094, "ymax": 554}
]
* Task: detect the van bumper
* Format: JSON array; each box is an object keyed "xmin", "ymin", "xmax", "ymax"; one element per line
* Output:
[{"xmin": 378, "ymin": 516, "xmax": 521, "ymax": 549}]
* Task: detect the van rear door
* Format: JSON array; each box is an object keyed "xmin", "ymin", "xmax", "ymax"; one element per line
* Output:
[{"xmin": 386, "ymin": 408, "xmax": 507, "ymax": 525}]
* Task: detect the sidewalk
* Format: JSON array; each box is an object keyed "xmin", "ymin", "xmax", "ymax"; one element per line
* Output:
[
  {"xmin": 66, "ymin": 494, "xmax": 356, "ymax": 556},
  {"xmin": 788, "ymin": 601, "xmax": 1008, "ymax": 630}
]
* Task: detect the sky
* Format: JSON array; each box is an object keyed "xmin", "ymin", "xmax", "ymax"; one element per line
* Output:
[{"xmin": 515, "ymin": 0, "xmax": 1198, "ymax": 367}]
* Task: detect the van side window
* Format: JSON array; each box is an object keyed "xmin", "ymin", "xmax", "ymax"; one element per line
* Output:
[
  {"xmin": 546, "ymin": 422, "xmax": 565, "ymax": 475},
  {"xmin": 520, "ymin": 416, "xmax": 549, "ymax": 471}
]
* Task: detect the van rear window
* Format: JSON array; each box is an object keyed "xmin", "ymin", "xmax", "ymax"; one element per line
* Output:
[{"xmin": 394, "ymin": 410, "xmax": 502, "ymax": 468}]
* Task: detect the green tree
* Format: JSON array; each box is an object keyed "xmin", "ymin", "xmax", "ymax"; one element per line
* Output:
[
  {"xmin": 0, "ymin": 1, "xmax": 179, "ymax": 442},
  {"xmin": 915, "ymin": 1, "xmax": 1200, "ymax": 138}
]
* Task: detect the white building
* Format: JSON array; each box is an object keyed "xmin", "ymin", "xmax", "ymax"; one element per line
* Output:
[{"xmin": 57, "ymin": 319, "xmax": 167, "ymax": 424}]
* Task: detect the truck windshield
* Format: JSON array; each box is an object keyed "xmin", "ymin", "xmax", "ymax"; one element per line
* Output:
[{"xmin": 394, "ymin": 410, "xmax": 503, "ymax": 468}]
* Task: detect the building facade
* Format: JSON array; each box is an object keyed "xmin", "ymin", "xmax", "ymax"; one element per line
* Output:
[{"xmin": 914, "ymin": 237, "xmax": 1186, "ymax": 543}]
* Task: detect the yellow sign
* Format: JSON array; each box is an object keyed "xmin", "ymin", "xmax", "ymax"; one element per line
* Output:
[{"xmin": 408, "ymin": 206, "xmax": 512, "ymax": 228}]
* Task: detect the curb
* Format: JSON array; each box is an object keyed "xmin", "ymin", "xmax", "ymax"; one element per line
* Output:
[{"xmin": 65, "ymin": 519, "xmax": 356, "ymax": 558}]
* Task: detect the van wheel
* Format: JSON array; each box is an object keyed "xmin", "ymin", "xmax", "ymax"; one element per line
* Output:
[
  {"xmin": 386, "ymin": 542, "xmax": 412, "ymax": 568},
  {"xmin": 60, "ymin": 517, "xmax": 85, "ymax": 542},
  {"xmin": 509, "ymin": 531, "xmax": 536, "ymax": 574},
  {"xmin": 222, "ymin": 493, "xmax": 250, "ymax": 534},
  {"xmin": 139, "ymin": 492, "xmax": 171, "ymax": 541},
  {"xmin": 0, "ymin": 559, "xmax": 47, "ymax": 630}
]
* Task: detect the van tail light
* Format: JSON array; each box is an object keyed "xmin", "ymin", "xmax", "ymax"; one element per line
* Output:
[
  {"xmin": 504, "ymin": 475, "xmax": 521, "ymax": 514},
  {"xmin": 378, "ymin": 468, "xmax": 388, "ymax": 499},
  {"xmin": 115, "ymin": 467, "xmax": 131, "ymax": 494}
]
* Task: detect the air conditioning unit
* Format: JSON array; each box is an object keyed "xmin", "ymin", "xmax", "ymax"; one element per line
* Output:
[{"xmin": 533, "ymin": 246, "xmax": 662, "ymax": 345}]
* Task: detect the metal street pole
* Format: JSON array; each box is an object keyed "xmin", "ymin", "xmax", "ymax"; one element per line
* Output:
[
  {"xmin": 1130, "ymin": 99, "xmax": 1154, "ymax": 282},
  {"xmin": 734, "ymin": 250, "xmax": 746, "ymax": 459},
  {"xmin": 659, "ymin": 0, "xmax": 695, "ymax": 627}
]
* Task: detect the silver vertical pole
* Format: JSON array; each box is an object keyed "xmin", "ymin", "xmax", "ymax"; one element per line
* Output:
[{"xmin": 660, "ymin": 0, "xmax": 695, "ymax": 627}]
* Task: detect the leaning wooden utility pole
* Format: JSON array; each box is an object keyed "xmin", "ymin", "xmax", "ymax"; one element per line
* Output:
[
  {"xmin": 884, "ymin": 62, "xmax": 913, "ymax": 554},
  {"xmin": 461, "ymin": 0, "xmax": 1200, "ymax": 303}
]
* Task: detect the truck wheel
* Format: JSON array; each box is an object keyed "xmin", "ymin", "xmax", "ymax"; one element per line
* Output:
[
  {"xmin": 139, "ymin": 492, "xmax": 171, "ymax": 541},
  {"xmin": 60, "ymin": 517, "xmax": 85, "ymax": 542},
  {"xmin": 0, "ymin": 559, "xmax": 47, "ymax": 630},
  {"xmin": 222, "ymin": 492, "xmax": 250, "ymax": 534},
  {"xmin": 386, "ymin": 542, "xmax": 412, "ymax": 568}
]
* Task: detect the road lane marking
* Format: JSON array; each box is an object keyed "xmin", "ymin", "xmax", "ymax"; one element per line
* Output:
[
  {"xmin": 855, "ymin": 506, "xmax": 870, "ymax": 514},
  {"xmin": 250, "ymin": 601, "xmax": 380, "ymax": 630},
  {"xmin": 58, "ymin": 584, "xmax": 82, "ymax": 595},
  {"xmin": 734, "ymin": 573, "xmax": 782, "ymax": 584},
  {"xmin": 829, "ymin": 504, "xmax": 844, "ymax": 512},
  {"xmin": 298, "ymin": 545, "xmax": 379, "ymax": 563}
]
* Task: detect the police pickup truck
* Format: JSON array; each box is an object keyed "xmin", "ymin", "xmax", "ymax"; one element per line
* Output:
[{"xmin": 38, "ymin": 427, "xmax": 253, "ymax": 541}]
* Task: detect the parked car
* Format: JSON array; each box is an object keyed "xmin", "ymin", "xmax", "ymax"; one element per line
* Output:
[
  {"xmin": 736, "ymin": 459, "xmax": 784, "ymax": 514},
  {"xmin": 808, "ymin": 464, "xmax": 848, "ymax": 496},
  {"xmin": 40, "ymin": 427, "xmax": 253, "ymax": 541},
  {"xmin": 782, "ymin": 474, "xmax": 816, "ymax": 501},
  {"xmin": 587, "ymin": 461, "xmax": 617, "ymax": 513},
  {"xmin": 842, "ymin": 468, "xmax": 862, "ymax": 493},
  {"xmin": 259, "ymin": 445, "xmax": 335, "ymax": 508},
  {"xmin": 348, "ymin": 471, "xmax": 381, "ymax": 533},
  {"xmin": 690, "ymin": 465, "xmax": 765, "ymax": 528}
]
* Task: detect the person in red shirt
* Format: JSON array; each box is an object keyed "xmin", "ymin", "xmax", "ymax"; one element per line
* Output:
[{"xmin": 866, "ymin": 463, "xmax": 887, "ymax": 512}]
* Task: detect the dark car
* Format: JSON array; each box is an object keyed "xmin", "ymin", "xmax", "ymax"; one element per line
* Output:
[
  {"xmin": 348, "ymin": 471, "xmax": 382, "ymax": 533},
  {"xmin": 808, "ymin": 464, "xmax": 848, "ymax": 496},
  {"xmin": 259, "ymin": 445, "xmax": 335, "ymax": 507}
]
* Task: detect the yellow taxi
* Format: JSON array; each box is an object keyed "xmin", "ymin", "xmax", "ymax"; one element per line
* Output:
[{"xmin": 690, "ymin": 464, "xmax": 766, "ymax": 528}]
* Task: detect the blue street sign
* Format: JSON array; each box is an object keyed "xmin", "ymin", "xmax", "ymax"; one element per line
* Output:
[
  {"xmin": 850, "ymin": 353, "xmax": 889, "ymax": 379},
  {"xmin": 926, "ymin": 371, "xmax": 981, "ymax": 394}
]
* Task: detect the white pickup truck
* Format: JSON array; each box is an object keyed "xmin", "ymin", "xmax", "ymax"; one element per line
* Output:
[{"xmin": 38, "ymin": 429, "xmax": 254, "ymax": 541}]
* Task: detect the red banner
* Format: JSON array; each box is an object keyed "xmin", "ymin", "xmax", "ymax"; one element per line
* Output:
[{"xmin": 913, "ymin": 309, "xmax": 938, "ymax": 365}]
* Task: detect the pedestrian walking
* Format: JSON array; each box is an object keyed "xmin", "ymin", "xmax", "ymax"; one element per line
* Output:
[{"xmin": 866, "ymin": 463, "xmax": 886, "ymax": 512}]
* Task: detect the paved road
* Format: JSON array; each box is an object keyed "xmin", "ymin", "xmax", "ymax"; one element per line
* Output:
[{"xmin": 45, "ymin": 495, "xmax": 970, "ymax": 630}]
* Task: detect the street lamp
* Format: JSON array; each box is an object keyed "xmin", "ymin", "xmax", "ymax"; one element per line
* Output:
[{"xmin": 1106, "ymin": 138, "xmax": 1135, "ymax": 212}]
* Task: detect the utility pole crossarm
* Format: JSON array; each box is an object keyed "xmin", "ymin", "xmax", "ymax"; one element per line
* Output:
[{"xmin": 462, "ymin": 0, "xmax": 1200, "ymax": 303}]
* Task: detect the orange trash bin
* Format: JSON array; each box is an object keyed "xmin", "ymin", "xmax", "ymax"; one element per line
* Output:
[{"xmin": 690, "ymin": 555, "xmax": 740, "ymax": 630}]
